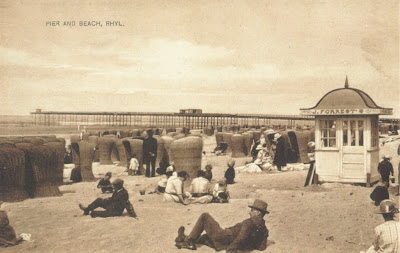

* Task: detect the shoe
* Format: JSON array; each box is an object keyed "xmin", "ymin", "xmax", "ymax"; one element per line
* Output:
[
  {"xmin": 79, "ymin": 204, "xmax": 90, "ymax": 215},
  {"xmin": 175, "ymin": 239, "xmax": 197, "ymax": 250},
  {"xmin": 175, "ymin": 226, "xmax": 186, "ymax": 242}
]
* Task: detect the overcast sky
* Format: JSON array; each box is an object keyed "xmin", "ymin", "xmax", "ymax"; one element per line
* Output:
[{"xmin": 1, "ymin": 0, "xmax": 399, "ymax": 117}]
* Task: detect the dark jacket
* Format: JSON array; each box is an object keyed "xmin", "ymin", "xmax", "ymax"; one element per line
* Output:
[
  {"xmin": 143, "ymin": 136, "xmax": 158, "ymax": 160},
  {"xmin": 225, "ymin": 166, "xmax": 235, "ymax": 184},
  {"xmin": 205, "ymin": 170, "xmax": 213, "ymax": 181},
  {"xmin": 378, "ymin": 160, "xmax": 394, "ymax": 177},
  {"xmin": 214, "ymin": 216, "xmax": 269, "ymax": 251},
  {"xmin": 370, "ymin": 185, "xmax": 389, "ymax": 206},
  {"xmin": 106, "ymin": 187, "xmax": 129, "ymax": 216},
  {"xmin": 273, "ymin": 137, "xmax": 287, "ymax": 166},
  {"xmin": 0, "ymin": 210, "xmax": 20, "ymax": 247},
  {"xmin": 97, "ymin": 178, "xmax": 113, "ymax": 193}
]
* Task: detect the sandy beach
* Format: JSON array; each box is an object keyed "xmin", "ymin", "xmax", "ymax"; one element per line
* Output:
[{"xmin": 1, "ymin": 133, "xmax": 399, "ymax": 253}]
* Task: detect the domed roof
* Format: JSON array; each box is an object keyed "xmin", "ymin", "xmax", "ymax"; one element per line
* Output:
[
  {"xmin": 300, "ymin": 78, "xmax": 392, "ymax": 116},
  {"xmin": 312, "ymin": 87, "xmax": 379, "ymax": 110}
]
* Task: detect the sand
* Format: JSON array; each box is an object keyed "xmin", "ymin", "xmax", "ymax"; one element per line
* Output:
[{"xmin": 1, "ymin": 134, "xmax": 399, "ymax": 253}]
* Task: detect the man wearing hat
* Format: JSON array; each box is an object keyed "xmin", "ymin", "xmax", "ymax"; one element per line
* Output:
[
  {"xmin": 273, "ymin": 133, "xmax": 286, "ymax": 171},
  {"xmin": 175, "ymin": 199, "xmax": 269, "ymax": 252},
  {"xmin": 79, "ymin": 178, "xmax": 137, "ymax": 218},
  {"xmin": 378, "ymin": 155, "xmax": 394, "ymax": 184},
  {"xmin": 143, "ymin": 129, "xmax": 158, "ymax": 177},
  {"xmin": 363, "ymin": 200, "xmax": 399, "ymax": 253}
]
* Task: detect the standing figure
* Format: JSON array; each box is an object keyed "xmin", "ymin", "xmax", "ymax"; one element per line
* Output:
[
  {"xmin": 224, "ymin": 160, "xmax": 236, "ymax": 184},
  {"xmin": 273, "ymin": 133, "xmax": 286, "ymax": 171},
  {"xmin": 363, "ymin": 200, "xmax": 399, "ymax": 253},
  {"xmin": 378, "ymin": 155, "xmax": 394, "ymax": 184},
  {"xmin": 128, "ymin": 155, "xmax": 139, "ymax": 176},
  {"xmin": 143, "ymin": 129, "xmax": 158, "ymax": 177},
  {"xmin": 175, "ymin": 199, "xmax": 269, "ymax": 252}
]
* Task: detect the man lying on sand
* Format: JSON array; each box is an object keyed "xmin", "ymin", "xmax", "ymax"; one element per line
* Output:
[
  {"xmin": 79, "ymin": 179, "xmax": 137, "ymax": 218},
  {"xmin": 175, "ymin": 199, "xmax": 269, "ymax": 252}
]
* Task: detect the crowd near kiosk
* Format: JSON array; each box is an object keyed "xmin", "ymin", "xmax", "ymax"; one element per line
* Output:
[{"xmin": 300, "ymin": 78, "xmax": 392, "ymax": 186}]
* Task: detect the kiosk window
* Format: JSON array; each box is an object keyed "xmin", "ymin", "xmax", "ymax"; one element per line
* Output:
[{"xmin": 320, "ymin": 120, "xmax": 336, "ymax": 148}]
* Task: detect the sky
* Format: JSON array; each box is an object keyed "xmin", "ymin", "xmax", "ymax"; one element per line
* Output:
[{"xmin": 0, "ymin": 0, "xmax": 399, "ymax": 117}]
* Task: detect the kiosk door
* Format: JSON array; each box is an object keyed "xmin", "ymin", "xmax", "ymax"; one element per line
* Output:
[{"xmin": 342, "ymin": 119, "xmax": 365, "ymax": 178}]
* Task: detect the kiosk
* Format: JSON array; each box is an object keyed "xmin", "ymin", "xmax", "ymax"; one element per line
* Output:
[{"xmin": 300, "ymin": 78, "xmax": 392, "ymax": 186}]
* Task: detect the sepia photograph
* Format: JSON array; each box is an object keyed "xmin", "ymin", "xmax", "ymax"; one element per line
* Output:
[{"xmin": 0, "ymin": 0, "xmax": 399, "ymax": 252}]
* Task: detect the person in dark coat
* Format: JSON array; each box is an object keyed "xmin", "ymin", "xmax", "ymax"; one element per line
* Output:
[
  {"xmin": 79, "ymin": 179, "xmax": 137, "ymax": 218},
  {"xmin": 143, "ymin": 129, "xmax": 158, "ymax": 177},
  {"xmin": 224, "ymin": 160, "xmax": 235, "ymax": 184},
  {"xmin": 97, "ymin": 172, "xmax": 113, "ymax": 193},
  {"xmin": 250, "ymin": 140, "xmax": 261, "ymax": 161},
  {"xmin": 204, "ymin": 164, "xmax": 213, "ymax": 182},
  {"xmin": 175, "ymin": 199, "xmax": 269, "ymax": 252},
  {"xmin": 0, "ymin": 202, "xmax": 23, "ymax": 248},
  {"xmin": 370, "ymin": 181, "xmax": 389, "ymax": 206},
  {"xmin": 378, "ymin": 155, "xmax": 394, "ymax": 183},
  {"xmin": 273, "ymin": 133, "xmax": 286, "ymax": 171}
]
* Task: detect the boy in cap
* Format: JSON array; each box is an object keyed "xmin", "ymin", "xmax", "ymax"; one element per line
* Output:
[
  {"xmin": 378, "ymin": 155, "xmax": 394, "ymax": 184},
  {"xmin": 362, "ymin": 200, "xmax": 399, "ymax": 253},
  {"xmin": 97, "ymin": 172, "xmax": 113, "ymax": 193},
  {"xmin": 212, "ymin": 179, "xmax": 230, "ymax": 203},
  {"xmin": 175, "ymin": 199, "xmax": 269, "ymax": 252},
  {"xmin": 79, "ymin": 179, "xmax": 137, "ymax": 218}
]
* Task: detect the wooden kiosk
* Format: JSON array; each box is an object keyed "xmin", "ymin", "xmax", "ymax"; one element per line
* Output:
[{"xmin": 300, "ymin": 79, "xmax": 392, "ymax": 186}]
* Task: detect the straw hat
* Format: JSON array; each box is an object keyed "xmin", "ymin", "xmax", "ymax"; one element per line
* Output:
[
  {"xmin": 376, "ymin": 200, "xmax": 398, "ymax": 214},
  {"xmin": 273, "ymin": 133, "xmax": 282, "ymax": 140},
  {"xmin": 248, "ymin": 199, "xmax": 269, "ymax": 214},
  {"xmin": 383, "ymin": 155, "xmax": 391, "ymax": 160},
  {"xmin": 227, "ymin": 159, "xmax": 236, "ymax": 167}
]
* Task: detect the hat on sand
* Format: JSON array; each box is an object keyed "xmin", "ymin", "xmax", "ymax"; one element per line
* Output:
[
  {"xmin": 273, "ymin": 133, "xmax": 282, "ymax": 140},
  {"xmin": 112, "ymin": 178, "xmax": 124, "ymax": 187},
  {"xmin": 376, "ymin": 200, "xmax": 399, "ymax": 214},
  {"xmin": 249, "ymin": 199, "xmax": 269, "ymax": 214},
  {"xmin": 383, "ymin": 155, "xmax": 391, "ymax": 160}
]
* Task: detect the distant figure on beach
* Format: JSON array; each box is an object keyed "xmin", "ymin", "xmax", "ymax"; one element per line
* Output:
[
  {"xmin": 97, "ymin": 172, "xmax": 113, "ymax": 193},
  {"xmin": 273, "ymin": 133, "xmax": 286, "ymax": 171},
  {"xmin": 225, "ymin": 160, "xmax": 236, "ymax": 184},
  {"xmin": 204, "ymin": 164, "xmax": 213, "ymax": 181},
  {"xmin": 175, "ymin": 199, "xmax": 269, "ymax": 251},
  {"xmin": 189, "ymin": 170, "xmax": 213, "ymax": 204},
  {"xmin": 362, "ymin": 200, "xmax": 399, "ymax": 253},
  {"xmin": 143, "ymin": 129, "xmax": 158, "ymax": 177},
  {"xmin": 164, "ymin": 171, "xmax": 190, "ymax": 205},
  {"xmin": 378, "ymin": 155, "xmax": 394, "ymax": 183},
  {"xmin": 79, "ymin": 179, "xmax": 137, "ymax": 218},
  {"xmin": 128, "ymin": 155, "xmax": 139, "ymax": 176}
]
